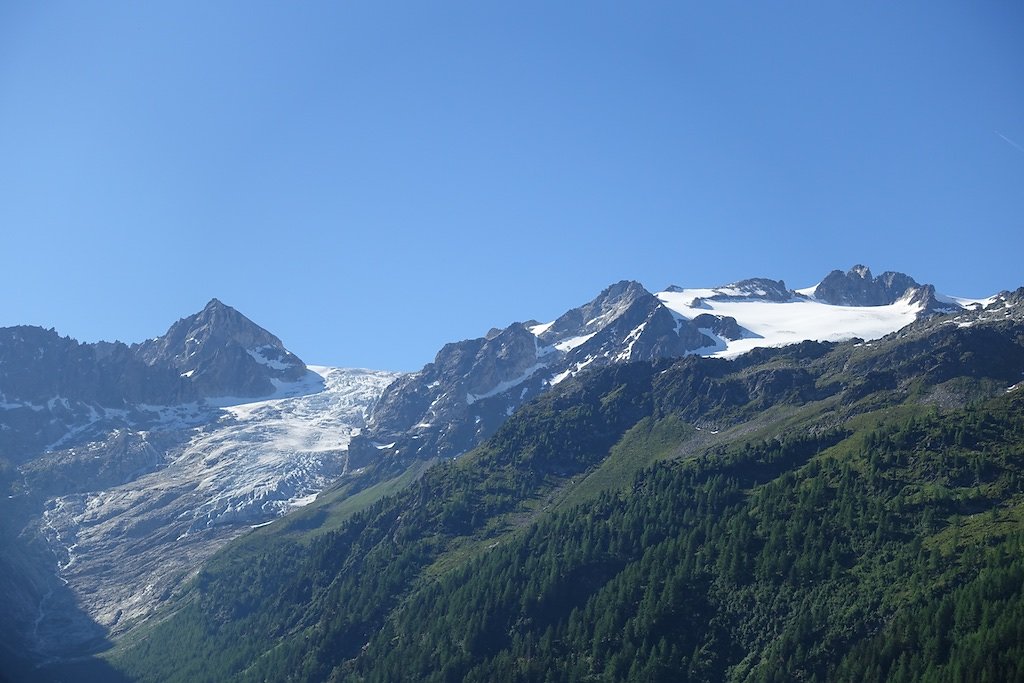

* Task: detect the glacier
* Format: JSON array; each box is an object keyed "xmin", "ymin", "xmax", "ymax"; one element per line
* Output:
[{"xmin": 27, "ymin": 365, "xmax": 398, "ymax": 655}]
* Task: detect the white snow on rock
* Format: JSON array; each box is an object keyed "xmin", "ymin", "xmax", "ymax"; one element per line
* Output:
[
  {"xmin": 245, "ymin": 345, "xmax": 295, "ymax": 370},
  {"xmin": 528, "ymin": 321, "xmax": 555, "ymax": 336},
  {"xmin": 467, "ymin": 363, "xmax": 546, "ymax": 404},
  {"xmin": 657, "ymin": 288, "xmax": 925, "ymax": 358},
  {"xmin": 936, "ymin": 292, "xmax": 1000, "ymax": 310},
  {"xmin": 554, "ymin": 333, "xmax": 597, "ymax": 352}
]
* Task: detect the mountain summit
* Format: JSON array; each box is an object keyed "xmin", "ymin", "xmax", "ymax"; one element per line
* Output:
[
  {"xmin": 133, "ymin": 298, "xmax": 307, "ymax": 398},
  {"xmin": 808, "ymin": 265, "xmax": 955, "ymax": 314},
  {"xmin": 811, "ymin": 264, "xmax": 915, "ymax": 305},
  {"xmin": 352, "ymin": 280, "xmax": 725, "ymax": 466}
]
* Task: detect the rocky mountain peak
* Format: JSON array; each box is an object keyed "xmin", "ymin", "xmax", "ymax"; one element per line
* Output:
[
  {"xmin": 0, "ymin": 299, "xmax": 318, "ymax": 460},
  {"xmin": 353, "ymin": 279, "xmax": 723, "ymax": 463},
  {"xmin": 537, "ymin": 280, "xmax": 652, "ymax": 345},
  {"xmin": 813, "ymin": 266, "xmax": 921, "ymax": 307},
  {"xmin": 133, "ymin": 299, "xmax": 307, "ymax": 398},
  {"xmin": 145, "ymin": 299, "xmax": 280, "ymax": 362}
]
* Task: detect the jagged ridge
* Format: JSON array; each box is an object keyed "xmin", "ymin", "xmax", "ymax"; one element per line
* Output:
[{"xmin": 351, "ymin": 265, "xmax": 977, "ymax": 470}]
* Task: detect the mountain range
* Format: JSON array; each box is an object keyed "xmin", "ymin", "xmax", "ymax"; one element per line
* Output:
[
  {"xmin": 0, "ymin": 264, "xmax": 1020, "ymax": 682},
  {"xmin": 348, "ymin": 264, "xmax": 986, "ymax": 469}
]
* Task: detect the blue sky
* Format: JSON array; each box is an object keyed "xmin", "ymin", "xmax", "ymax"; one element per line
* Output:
[{"xmin": 1, "ymin": 2, "xmax": 1021, "ymax": 370}]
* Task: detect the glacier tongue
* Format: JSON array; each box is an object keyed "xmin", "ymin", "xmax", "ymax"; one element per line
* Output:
[{"xmin": 31, "ymin": 365, "xmax": 399, "ymax": 653}]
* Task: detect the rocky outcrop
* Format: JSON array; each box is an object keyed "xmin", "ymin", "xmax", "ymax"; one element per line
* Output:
[
  {"xmin": 0, "ymin": 326, "xmax": 192, "ymax": 408},
  {"xmin": 133, "ymin": 298, "xmax": 307, "ymax": 398},
  {"xmin": 664, "ymin": 278, "xmax": 793, "ymax": 303},
  {"xmin": 812, "ymin": 265, "xmax": 945, "ymax": 310},
  {"xmin": 812, "ymin": 266, "xmax": 967, "ymax": 317},
  {"xmin": 692, "ymin": 314, "xmax": 746, "ymax": 341}
]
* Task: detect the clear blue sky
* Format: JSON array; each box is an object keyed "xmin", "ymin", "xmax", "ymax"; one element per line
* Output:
[{"xmin": 1, "ymin": 2, "xmax": 1021, "ymax": 370}]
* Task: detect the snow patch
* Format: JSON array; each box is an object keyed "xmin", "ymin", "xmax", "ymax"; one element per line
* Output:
[
  {"xmin": 554, "ymin": 333, "xmax": 596, "ymax": 352},
  {"xmin": 466, "ymin": 363, "xmax": 546, "ymax": 404},
  {"xmin": 0, "ymin": 393, "xmax": 45, "ymax": 411},
  {"xmin": 615, "ymin": 322, "xmax": 647, "ymax": 362},
  {"xmin": 794, "ymin": 282, "xmax": 819, "ymax": 296},
  {"xmin": 551, "ymin": 355, "xmax": 599, "ymax": 385},
  {"xmin": 528, "ymin": 321, "xmax": 555, "ymax": 336},
  {"xmin": 246, "ymin": 345, "xmax": 293, "ymax": 371},
  {"xmin": 938, "ymin": 293, "xmax": 1000, "ymax": 310}
]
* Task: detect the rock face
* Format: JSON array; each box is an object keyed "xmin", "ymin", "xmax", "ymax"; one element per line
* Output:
[
  {"xmin": 351, "ymin": 280, "xmax": 736, "ymax": 465},
  {"xmin": 811, "ymin": 265, "xmax": 957, "ymax": 314},
  {"xmin": 813, "ymin": 265, "xmax": 911, "ymax": 305},
  {"xmin": 0, "ymin": 327, "xmax": 192, "ymax": 408},
  {"xmin": 663, "ymin": 278, "xmax": 792, "ymax": 303},
  {"xmin": 133, "ymin": 298, "xmax": 307, "ymax": 398},
  {"xmin": 0, "ymin": 327, "xmax": 194, "ymax": 462}
]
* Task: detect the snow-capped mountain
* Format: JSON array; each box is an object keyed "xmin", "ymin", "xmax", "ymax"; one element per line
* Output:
[
  {"xmin": 0, "ymin": 302, "xmax": 399, "ymax": 659},
  {"xmin": 348, "ymin": 265, "xmax": 992, "ymax": 466},
  {"xmin": 348, "ymin": 280, "xmax": 716, "ymax": 469},
  {"xmin": 133, "ymin": 298, "xmax": 310, "ymax": 399},
  {"xmin": 0, "ymin": 300, "xmax": 326, "ymax": 464},
  {"xmin": 655, "ymin": 265, "xmax": 991, "ymax": 359}
]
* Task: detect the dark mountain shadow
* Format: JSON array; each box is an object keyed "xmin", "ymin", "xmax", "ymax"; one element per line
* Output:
[
  {"xmin": 0, "ymin": 496, "xmax": 130, "ymax": 683},
  {"xmin": 37, "ymin": 657, "xmax": 134, "ymax": 683}
]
